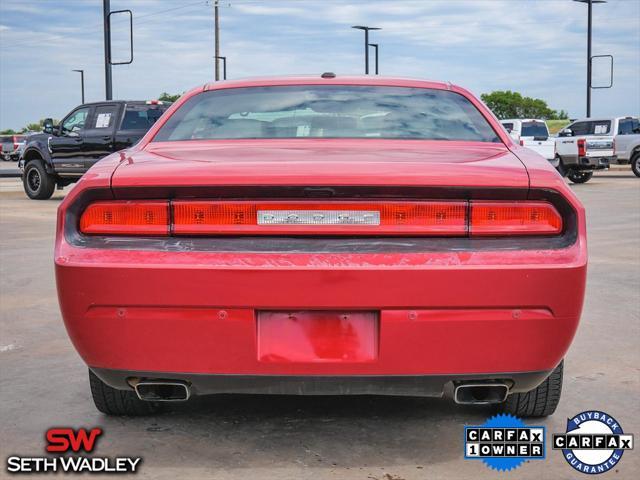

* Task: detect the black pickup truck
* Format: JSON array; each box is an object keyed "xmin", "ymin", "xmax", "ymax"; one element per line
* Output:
[{"xmin": 20, "ymin": 100, "xmax": 170, "ymax": 199}]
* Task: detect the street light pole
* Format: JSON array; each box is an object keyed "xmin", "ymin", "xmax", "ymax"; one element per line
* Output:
[
  {"xmin": 574, "ymin": 0, "xmax": 607, "ymax": 118},
  {"xmin": 103, "ymin": 0, "xmax": 112, "ymax": 100},
  {"xmin": 214, "ymin": 0, "xmax": 220, "ymax": 81},
  {"xmin": 587, "ymin": 0, "xmax": 593, "ymax": 118},
  {"xmin": 368, "ymin": 43, "xmax": 379, "ymax": 75},
  {"xmin": 72, "ymin": 69, "xmax": 85, "ymax": 104},
  {"xmin": 351, "ymin": 26, "xmax": 381, "ymax": 74},
  {"xmin": 214, "ymin": 56, "xmax": 227, "ymax": 80}
]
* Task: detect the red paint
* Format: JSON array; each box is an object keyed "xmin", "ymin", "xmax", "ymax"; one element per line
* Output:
[{"xmin": 55, "ymin": 76, "xmax": 587, "ymax": 383}]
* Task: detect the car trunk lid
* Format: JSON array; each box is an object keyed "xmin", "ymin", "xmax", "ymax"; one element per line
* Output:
[{"xmin": 111, "ymin": 139, "xmax": 529, "ymax": 190}]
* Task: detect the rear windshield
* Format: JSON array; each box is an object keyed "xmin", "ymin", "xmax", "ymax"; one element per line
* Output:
[
  {"xmin": 0, "ymin": 136, "xmax": 12, "ymax": 143},
  {"xmin": 521, "ymin": 121, "xmax": 549, "ymax": 138},
  {"xmin": 121, "ymin": 105, "xmax": 169, "ymax": 130},
  {"xmin": 153, "ymin": 86, "xmax": 500, "ymax": 143}
]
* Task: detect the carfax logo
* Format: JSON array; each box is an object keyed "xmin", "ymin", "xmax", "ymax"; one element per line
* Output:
[
  {"xmin": 6, "ymin": 427, "xmax": 142, "ymax": 474},
  {"xmin": 464, "ymin": 413, "xmax": 546, "ymax": 471},
  {"xmin": 553, "ymin": 410, "xmax": 634, "ymax": 474}
]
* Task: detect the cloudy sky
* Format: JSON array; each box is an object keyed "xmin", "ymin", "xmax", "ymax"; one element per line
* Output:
[{"xmin": 0, "ymin": 0, "xmax": 638, "ymax": 130}]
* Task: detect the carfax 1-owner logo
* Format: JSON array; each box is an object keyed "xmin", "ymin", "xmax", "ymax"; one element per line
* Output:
[
  {"xmin": 464, "ymin": 413, "xmax": 546, "ymax": 472},
  {"xmin": 553, "ymin": 410, "xmax": 634, "ymax": 474},
  {"xmin": 5, "ymin": 427, "xmax": 142, "ymax": 474}
]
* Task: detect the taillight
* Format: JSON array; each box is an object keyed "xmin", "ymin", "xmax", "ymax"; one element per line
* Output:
[
  {"xmin": 172, "ymin": 201, "xmax": 467, "ymax": 236},
  {"xmin": 577, "ymin": 138, "xmax": 586, "ymax": 157},
  {"xmin": 78, "ymin": 200, "xmax": 563, "ymax": 237},
  {"xmin": 470, "ymin": 201, "xmax": 562, "ymax": 236},
  {"xmin": 79, "ymin": 201, "xmax": 169, "ymax": 235},
  {"xmin": 519, "ymin": 139, "xmax": 525, "ymax": 146}
]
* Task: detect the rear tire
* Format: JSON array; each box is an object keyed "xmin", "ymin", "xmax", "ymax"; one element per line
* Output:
[
  {"xmin": 89, "ymin": 370, "xmax": 162, "ymax": 416},
  {"xmin": 23, "ymin": 160, "xmax": 55, "ymax": 199},
  {"xmin": 567, "ymin": 170, "xmax": 593, "ymax": 184},
  {"xmin": 631, "ymin": 153, "xmax": 640, "ymax": 178},
  {"xmin": 498, "ymin": 361, "xmax": 563, "ymax": 417}
]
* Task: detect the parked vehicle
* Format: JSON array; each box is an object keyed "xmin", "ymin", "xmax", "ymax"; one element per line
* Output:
[
  {"xmin": 1, "ymin": 134, "xmax": 25, "ymax": 161},
  {"xmin": 501, "ymin": 119, "xmax": 556, "ymax": 166},
  {"xmin": 19, "ymin": 100, "xmax": 170, "ymax": 199},
  {"xmin": 555, "ymin": 118, "xmax": 616, "ymax": 183},
  {"xmin": 15, "ymin": 131, "xmax": 37, "ymax": 160},
  {"xmin": 56, "ymin": 75, "xmax": 586, "ymax": 418},
  {"xmin": 610, "ymin": 117, "xmax": 640, "ymax": 177}
]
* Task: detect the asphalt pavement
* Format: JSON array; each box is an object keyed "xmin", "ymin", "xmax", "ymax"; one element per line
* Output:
[{"xmin": 0, "ymin": 171, "xmax": 638, "ymax": 479}]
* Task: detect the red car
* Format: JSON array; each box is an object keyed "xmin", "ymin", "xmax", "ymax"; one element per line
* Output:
[{"xmin": 55, "ymin": 75, "xmax": 586, "ymax": 417}]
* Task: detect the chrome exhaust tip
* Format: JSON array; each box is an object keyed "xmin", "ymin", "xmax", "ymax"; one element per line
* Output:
[
  {"xmin": 454, "ymin": 383, "xmax": 509, "ymax": 405},
  {"xmin": 134, "ymin": 381, "xmax": 191, "ymax": 402}
]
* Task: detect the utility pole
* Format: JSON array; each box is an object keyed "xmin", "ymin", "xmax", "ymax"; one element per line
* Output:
[
  {"xmin": 103, "ymin": 0, "xmax": 112, "ymax": 99},
  {"xmin": 214, "ymin": 0, "xmax": 220, "ymax": 81},
  {"xmin": 72, "ymin": 69, "xmax": 85, "ymax": 104}
]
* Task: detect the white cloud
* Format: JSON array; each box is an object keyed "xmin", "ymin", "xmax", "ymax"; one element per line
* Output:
[{"xmin": 0, "ymin": 0, "xmax": 638, "ymax": 130}]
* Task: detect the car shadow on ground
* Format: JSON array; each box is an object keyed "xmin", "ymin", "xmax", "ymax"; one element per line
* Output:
[{"xmin": 98, "ymin": 394, "xmax": 498, "ymax": 469}]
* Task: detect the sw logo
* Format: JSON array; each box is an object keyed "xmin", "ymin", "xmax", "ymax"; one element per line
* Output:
[
  {"xmin": 464, "ymin": 413, "xmax": 546, "ymax": 472},
  {"xmin": 5, "ymin": 427, "xmax": 142, "ymax": 474},
  {"xmin": 553, "ymin": 410, "xmax": 634, "ymax": 474},
  {"xmin": 46, "ymin": 427, "xmax": 102, "ymax": 453}
]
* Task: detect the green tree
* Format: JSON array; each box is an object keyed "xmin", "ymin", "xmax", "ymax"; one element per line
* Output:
[
  {"xmin": 158, "ymin": 92, "xmax": 181, "ymax": 102},
  {"xmin": 24, "ymin": 122, "xmax": 43, "ymax": 132},
  {"xmin": 480, "ymin": 90, "xmax": 565, "ymax": 120},
  {"xmin": 0, "ymin": 129, "xmax": 17, "ymax": 135}
]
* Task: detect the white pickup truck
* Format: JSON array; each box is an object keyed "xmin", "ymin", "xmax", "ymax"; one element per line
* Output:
[
  {"xmin": 501, "ymin": 119, "xmax": 556, "ymax": 165},
  {"xmin": 556, "ymin": 117, "xmax": 640, "ymax": 179},
  {"xmin": 609, "ymin": 117, "xmax": 640, "ymax": 177},
  {"xmin": 554, "ymin": 118, "xmax": 617, "ymax": 184}
]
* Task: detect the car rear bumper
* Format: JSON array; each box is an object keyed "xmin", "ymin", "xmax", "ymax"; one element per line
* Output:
[
  {"xmin": 579, "ymin": 155, "xmax": 614, "ymax": 170},
  {"xmin": 91, "ymin": 368, "xmax": 554, "ymax": 396},
  {"xmin": 56, "ymin": 238, "xmax": 587, "ymax": 385}
]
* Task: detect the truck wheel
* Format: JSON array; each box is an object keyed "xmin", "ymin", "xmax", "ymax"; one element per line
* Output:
[
  {"xmin": 567, "ymin": 170, "xmax": 593, "ymax": 184},
  {"xmin": 499, "ymin": 361, "xmax": 563, "ymax": 417},
  {"xmin": 23, "ymin": 160, "xmax": 55, "ymax": 199},
  {"xmin": 631, "ymin": 153, "xmax": 640, "ymax": 178},
  {"xmin": 89, "ymin": 370, "xmax": 162, "ymax": 416}
]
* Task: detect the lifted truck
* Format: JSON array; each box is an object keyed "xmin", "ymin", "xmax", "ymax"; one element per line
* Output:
[
  {"xmin": 20, "ymin": 100, "xmax": 170, "ymax": 199},
  {"xmin": 555, "ymin": 118, "xmax": 616, "ymax": 184}
]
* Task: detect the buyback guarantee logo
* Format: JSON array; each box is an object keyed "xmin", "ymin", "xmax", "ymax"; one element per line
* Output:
[
  {"xmin": 6, "ymin": 428, "xmax": 142, "ymax": 474},
  {"xmin": 464, "ymin": 413, "xmax": 546, "ymax": 472},
  {"xmin": 553, "ymin": 410, "xmax": 634, "ymax": 474}
]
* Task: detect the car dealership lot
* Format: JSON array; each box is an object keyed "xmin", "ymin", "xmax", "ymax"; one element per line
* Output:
[{"xmin": 0, "ymin": 173, "xmax": 638, "ymax": 479}]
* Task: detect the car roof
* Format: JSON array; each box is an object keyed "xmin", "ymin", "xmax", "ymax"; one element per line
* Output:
[
  {"xmin": 500, "ymin": 119, "xmax": 548, "ymax": 123},
  {"xmin": 202, "ymin": 75, "xmax": 453, "ymax": 92},
  {"xmin": 75, "ymin": 100, "xmax": 169, "ymax": 107}
]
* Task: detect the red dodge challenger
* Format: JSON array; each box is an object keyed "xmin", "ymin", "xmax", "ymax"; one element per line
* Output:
[{"xmin": 55, "ymin": 75, "xmax": 586, "ymax": 417}]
